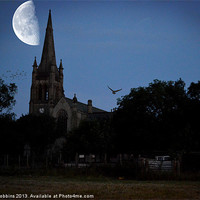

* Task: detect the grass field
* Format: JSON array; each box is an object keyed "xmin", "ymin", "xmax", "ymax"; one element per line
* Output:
[{"xmin": 0, "ymin": 176, "xmax": 200, "ymax": 199}]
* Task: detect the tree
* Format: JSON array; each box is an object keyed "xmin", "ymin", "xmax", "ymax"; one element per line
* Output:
[
  {"xmin": 114, "ymin": 79, "xmax": 189, "ymax": 153},
  {"xmin": 185, "ymin": 81, "xmax": 200, "ymax": 151},
  {"xmin": 15, "ymin": 114, "xmax": 58, "ymax": 155},
  {"xmin": 0, "ymin": 77, "xmax": 17, "ymax": 114},
  {"xmin": 0, "ymin": 78, "xmax": 17, "ymax": 154},
  {"xmin": 188, "ymin": 81, "xmax": 200, "ymax": 101},
  {"xmin": 0, "ymin": 114, "xmax": 16, "ymax": 154},
  {"xmin": 64, "ymin": 119, "xmax": 114, "ymax": 160}
]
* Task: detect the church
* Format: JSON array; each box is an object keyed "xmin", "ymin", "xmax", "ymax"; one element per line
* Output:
[{"xmin": 29, "ymin": 10, "xmax": 109, "ymax": 132}]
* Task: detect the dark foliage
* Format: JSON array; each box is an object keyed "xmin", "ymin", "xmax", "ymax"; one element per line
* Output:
[
  {"xmin": 0, "ymin": 114, "xmax": 59, "ymax": 156},
  {"xmin": 15, "ymin": 114, "xmax": 58, "ymax": 155},
  {"xmin": 114, "ymin": 79, "xmax": 200, "ymax": 153},
  {"xmin": 0, "ymin": 78, "xmax": 17, "ymax": 154},
  {"xmin": 0, "ymin": 114, "xmax": 17, "ymax": 154},
  {"xmin": 64, "ymin": 119, "xmax": 114, "ymax": 159},
  {"xmin": 0, "ymin": 78, "xmax": 17, "ymax": 113},
  {"xmin": 1, "ymin": 78, "xmax": 200, "ymax": 161}
]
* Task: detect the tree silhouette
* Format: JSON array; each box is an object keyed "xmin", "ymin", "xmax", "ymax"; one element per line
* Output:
[
  {"xmin": 113, "ymin": 79, "xmax": 200, "ymax": 153},
  {"xmin": 0, "ymin": 77, "xmax": 17, "ymax": 114}
]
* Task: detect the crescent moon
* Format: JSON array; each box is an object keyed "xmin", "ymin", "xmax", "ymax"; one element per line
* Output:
[{"xmin": 12, "ymin": 0, "xmax": 40, "ymax": 46}]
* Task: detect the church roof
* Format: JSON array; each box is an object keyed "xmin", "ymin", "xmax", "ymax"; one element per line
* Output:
[
  {"xmin": 65, "ymin": 97, "xmax": 106, "ymax": 113},
  {"xmin": 38, "ymin": 10, "xmax": 57, "ymax": 74}
]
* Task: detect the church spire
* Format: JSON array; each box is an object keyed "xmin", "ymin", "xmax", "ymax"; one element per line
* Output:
[
  {"xmin": 39, "ymin": 10, "xmax": 56, "ymax": 73},
  {"xmin": 33, "ymin": 56, "xmax": 37, "ymax": 67},
  {"xmin": 47, "ymin": 9, "xmax": 52, "ymax": 29}
]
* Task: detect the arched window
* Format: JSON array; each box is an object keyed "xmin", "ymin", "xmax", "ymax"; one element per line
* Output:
[
  {"xmin": 56, "ymin": 86, "xmax": 60, "ymax": 100},
  {"xmin": 57, "ymin": 109, "xmax": 68, "ymax": 135},
  {"xmin": 44, "ymin": 85, "xmax": 48, "ymax": 101},
  {"xmin": 38, "ymin": 84, "xmax": 42, "ymax": 100}
]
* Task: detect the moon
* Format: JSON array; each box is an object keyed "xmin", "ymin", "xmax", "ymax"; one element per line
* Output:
[{"xmin": 12, "ymin": 0, "xmax": 39, "ymax": 46}]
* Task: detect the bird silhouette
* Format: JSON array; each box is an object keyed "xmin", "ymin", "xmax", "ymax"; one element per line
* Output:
[{"xmin": 107, "ymin": 85, "xmax": 122, "ymax": 94}]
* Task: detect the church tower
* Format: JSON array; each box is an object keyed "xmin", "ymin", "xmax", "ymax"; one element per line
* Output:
[
  {"xmin": 29, "ymin": 10, "xmax": 64, "ymax": 115},
  {"xmin": 29, "ymin": 10, "xmax": 108, "ymax": 132}
]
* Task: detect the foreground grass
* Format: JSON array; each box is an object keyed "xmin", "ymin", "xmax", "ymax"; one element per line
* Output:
[{"xmin": 0, "ymin": 176, "xmax": 200, "ymax": 199}]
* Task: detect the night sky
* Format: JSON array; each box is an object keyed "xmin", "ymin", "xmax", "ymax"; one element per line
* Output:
[{"xmin": 1, "ymin": 0, "xmax": 200, "ymax": 118}]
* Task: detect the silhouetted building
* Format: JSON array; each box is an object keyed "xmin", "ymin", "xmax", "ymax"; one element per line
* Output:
[{"xmin": 29, "ymin": 10, "xmax": 109, "ymax": 132}]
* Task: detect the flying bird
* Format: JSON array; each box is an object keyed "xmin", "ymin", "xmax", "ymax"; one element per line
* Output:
[{"xmin": 107, "ymin": 85, "xmax": 122, "ymax": 94}]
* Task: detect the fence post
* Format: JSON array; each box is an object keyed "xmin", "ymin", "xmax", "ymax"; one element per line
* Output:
[
  {"xmin": 18, "ymin": 155, "xmax": 21, "ymax": 169},
  {"xmin": 177, "ymin": 160, "xmax": 180, "ymax": 176},
  {"xmin": 46, "ymin": 156, "xmax": 48, "ymax": 169},
  {"xmin": 119, "ymin": 154, "xmax": 122, "ymax": 166},
  {"xmin": 75, "ymin": 153, "xmax": 78, "ymax": 168},
  {"xmin": 32, "ymin": 152, "xmax": 35, "ymax": 169},
  {"xmin": 6, "ymin": 154, "xmax": 8, "ymax": 168},
  {"xmin": 104, "ymin": 153, "xmax": 107, "ymax": 164},
  {"xmin": 26, "ymin": 154, "xmax": 29, "ymax": 168},
  {"xmin": 59, "ymin": 151, "xmax": 62, "ymax": 164},
  {"xmin": 3, "ymin": 155, "xmax": 5, "ymax": 167},
  {"xmin": 145, "ymin": 159, "xmax": 149, "ymax": 172},
  {"xmin": 89, "ymin": 154, "xmax": 92, "ymax": 165}
]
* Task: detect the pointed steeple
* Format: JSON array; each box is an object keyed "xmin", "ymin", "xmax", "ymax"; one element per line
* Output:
[
  {"xmin": 59, "ymin": 59, "xmax": 63, "ymax": 70},
  {"xmin": 38, "ymin": 10, "xmax": 56, "ymax": 73},
  {"xmin": 32, "ymin": 56, "xmax": 38, "ymax": 72},
  {"xmin": 73, "ymin": 94, "xmax": 77, "ymax": 103},
  {"xmin": 47, "ymin": 9, "xmax": 52, "ymax": 29},
  {"xmin": 33, "ymin": 56, "xmax": 37, "ymax": 67}
]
